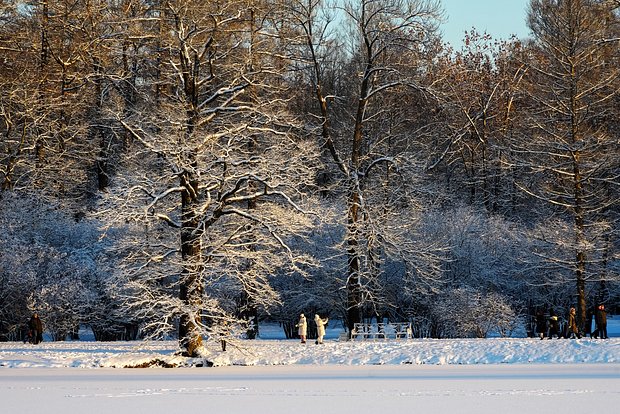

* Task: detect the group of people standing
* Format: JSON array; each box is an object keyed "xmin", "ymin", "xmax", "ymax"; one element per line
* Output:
[
  {"xmin": 296, "ymin": 313, "xmax": 329, "ymax": 344},
  {"xmin": 592, "ymin": 304, "xmax": 609, "ymax": 339},
  {"xmin": 535, "ymin": 304, "xmax": 609, "ymax": 340},
  {"xmin": 25, "ymin": 313, "xmax": 43, "ymax": 344}
]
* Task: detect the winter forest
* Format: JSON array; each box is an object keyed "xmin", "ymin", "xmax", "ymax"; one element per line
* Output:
[{"xmin": 0, "ymin": 0, "xmax": 619, "ymax": 357}]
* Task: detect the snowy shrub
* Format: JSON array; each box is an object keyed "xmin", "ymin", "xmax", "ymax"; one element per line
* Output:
[
  {"xmin": 0, "ymin": 193, "xmax": 115, "ymax": 340},
  {"xmin": 432, "ymin": 287, "xmax": 519, "ymax": 338}
]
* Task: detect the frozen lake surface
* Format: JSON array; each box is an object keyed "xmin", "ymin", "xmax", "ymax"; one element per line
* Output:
[{"xmin": 2, "ymin": 364, "xmax": 619, "ymax": 414}]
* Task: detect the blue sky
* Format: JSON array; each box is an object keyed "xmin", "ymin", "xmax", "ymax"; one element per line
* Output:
[{"xmin": 440, "ymin": 0, "xmax": 531, "ymax": 47}]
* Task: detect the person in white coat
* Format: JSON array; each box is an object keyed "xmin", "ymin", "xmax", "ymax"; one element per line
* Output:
[
  {"xmin": 296, "ymin": 314, "xmax": 307, "ymax": 343},
  {"xmin": 314, "ymin": 314, "xmax": 328, "ymax": 344}
]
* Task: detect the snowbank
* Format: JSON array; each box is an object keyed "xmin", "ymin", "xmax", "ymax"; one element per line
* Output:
[
  {"xmin": 0, "ymin": 336, "xmax": 618, "ymax": 368},
  {"xmin": 1, "ymin": 320, "xmax": 618, "ymax": 368}
]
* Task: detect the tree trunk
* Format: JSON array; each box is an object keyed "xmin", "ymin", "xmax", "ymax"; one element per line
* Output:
[
  {"xmin": 346, "ymin": 189, "xmax": 362, "ymax": 332},
  {"xmin": 178, "ymin": 168, "xmax": 204, "ymax": 356},
  {"xmin": 345, "ymin": 47, "xmax": 371, "ymax": 332},
  {"xmin": 35, "ymin": 0, "xmax": 49, "ymax": 163},
  {"xmin": 573, "ymin": 159, "xmax": 587, "ymax": 332},
  {"xmin": 178, "ymin": 89, "xmax": 203, "ymax": 354}
]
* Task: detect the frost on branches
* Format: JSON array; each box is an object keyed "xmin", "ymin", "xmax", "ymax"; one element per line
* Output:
[{"xmin": 97, "ymin": 2, "xmax": 323, "ymax": 356}]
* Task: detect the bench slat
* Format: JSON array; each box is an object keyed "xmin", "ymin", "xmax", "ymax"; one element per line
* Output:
[{"xmin": 351, "ymin": 322, "xmax": 411, "ymax": 340}]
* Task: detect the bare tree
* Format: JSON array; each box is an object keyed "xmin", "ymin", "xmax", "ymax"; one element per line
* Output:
[
  {"xmin": 519, "ymin": 0, "xmax": 620, "ymax": 330},
  {"xmin": 431, "ymin": 31, "xmax": 528, "ymax": 215},
  {"xmin": 0, "ymin": 0, "xmax": 120, "ymax": 208},
  {"xmin": 102, "ymin": 0, "xmax": 321, "ymax": 356},
  {"xmin": 287, "ymin": 0, "xmax": 445, "ymax": 333}
]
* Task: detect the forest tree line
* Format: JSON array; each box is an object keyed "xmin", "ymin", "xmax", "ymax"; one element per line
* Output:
[{"xmin": 0, "ymin": 0, "xmax": 619, "ymax": 355}]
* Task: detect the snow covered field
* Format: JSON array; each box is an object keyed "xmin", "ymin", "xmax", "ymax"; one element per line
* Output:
[{"xmin": 1, "ymin": 322, "xmax": 619, "ymax": 413}]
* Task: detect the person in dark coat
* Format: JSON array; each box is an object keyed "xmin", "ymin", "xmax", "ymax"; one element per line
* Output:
[
  {"xmin": 28, "ymin": 313, "xmax": 43, "ymax": 344},
  {"xmin": 548, "ymin": 309, "xmax": 560, "ymax": 339},
  {"xmin": 535, "ymin": 309, "xmax": 547, "ymax": 340},
  {"xmin": 594, "ymin": 304, "xmax": 608, "ymax": 339},
  {"xmin": 567, "ymin": 307, "xmax": 581, "ymax": 339}
]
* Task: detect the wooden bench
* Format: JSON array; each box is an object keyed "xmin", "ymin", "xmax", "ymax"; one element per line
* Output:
[{"xmin": 350, "ymin": 322, "xmax": 411, "ymax": 340}]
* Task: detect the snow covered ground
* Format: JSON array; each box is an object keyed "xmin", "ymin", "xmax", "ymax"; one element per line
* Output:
[
  {"xmin": 1, "ymin": 334, "xmax": 619, "ymax": 368},
  {"xmin": 1, "ymin": 321, "xmax": 619, "ymax": 413}
]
